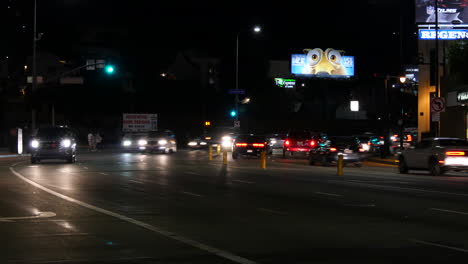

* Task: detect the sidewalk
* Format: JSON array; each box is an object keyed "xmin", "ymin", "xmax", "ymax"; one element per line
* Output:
[{"xmin": 0, "ymin": 148, "xmax": 30, "ymax": 159}]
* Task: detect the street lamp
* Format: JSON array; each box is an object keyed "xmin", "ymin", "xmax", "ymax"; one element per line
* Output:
[{"xmin": 235, "ymin": 25, "xmax": 261, "ymax": 122}]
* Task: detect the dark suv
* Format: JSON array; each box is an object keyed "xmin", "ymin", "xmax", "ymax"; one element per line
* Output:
[
  {"xmin": 283, "ymin": 130, "xmax": 318, "ymax": 158},
  {"xmin": 29, "ymin": 126, "xmax": 77, "ymax": 164}
]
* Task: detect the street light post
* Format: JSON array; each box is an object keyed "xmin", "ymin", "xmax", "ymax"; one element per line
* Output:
[
  {"xmin": 234, "ymin": 25, "xmax": 261, "ymax": 123},
  {"xmin": 32, "ymin": 0, "xmax": 37, "ymax": 130}
]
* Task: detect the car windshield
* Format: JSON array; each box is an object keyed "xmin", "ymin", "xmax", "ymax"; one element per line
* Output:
[
  {"xmin": 236, "ymin": 135, "xmax": 265, "ymax": 143},
  {"xmin": 36, "ymin": 128, "xmax": 71, "ymax": 138},
  {"xmin": 288, "ymin": 131, "xmax": 311, "ymax": 139},
  {"xmin": 438, "ymin": 139, "xmax": 468, "ymax": 146}
]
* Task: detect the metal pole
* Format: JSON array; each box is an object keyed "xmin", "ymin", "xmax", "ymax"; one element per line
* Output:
[
  {"xmin": 235, "ymin": 32, "xmax": 239, "ymax": 121},
  {"xmin": 435, "ymin": 0, "xmax": 440, "ymax": 137},
  {"xmin": 31, "ymin": 0, "xmax": 37, "ymax": 130}
]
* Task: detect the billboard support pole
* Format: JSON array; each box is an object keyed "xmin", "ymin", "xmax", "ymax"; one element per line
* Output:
[{"xmin": 435, "ymin": 0, "xmax": 440, "ymax": 137}]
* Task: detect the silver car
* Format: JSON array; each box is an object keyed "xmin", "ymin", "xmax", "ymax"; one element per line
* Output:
[{"xmin": 398, "ymin": 137, "xmax": 468, "ymax": 175}]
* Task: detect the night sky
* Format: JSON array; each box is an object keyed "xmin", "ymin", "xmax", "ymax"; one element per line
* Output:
[{"xmin": 4, "ymin": 0, "xmax": 418, "ymax": 76}]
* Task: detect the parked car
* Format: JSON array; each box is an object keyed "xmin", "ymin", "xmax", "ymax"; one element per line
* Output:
[
  {"xmin": 29, "ymin": 126, "xmax": 77, "ymax": 164},
  {"xmin": 309, "ymin": 136, "xmax": 364, "ymax": 166},
  {"xmin": 121, "ymin": 130, "xmax": 177, "ymax": 153},
  {"xmin": 398, "ymin": 137, "xmax": 468, "ymax": 175},
  {"xmin": 232, "ymin": 134, "xmax": 270, "ymax": 159},
  {"xmin": 283, "ymin": 129, "xmax": 319, "ymax": 158}
]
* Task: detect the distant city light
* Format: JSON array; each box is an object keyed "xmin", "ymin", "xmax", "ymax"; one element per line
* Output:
[{"xmin": 253, "ymin": 26, "xmax": 261, "ymax": 33}]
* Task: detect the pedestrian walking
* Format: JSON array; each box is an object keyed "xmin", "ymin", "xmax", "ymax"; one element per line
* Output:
[
  {"xmin": 96, "ymin": 133, "xmax": 102, "ymax": 151},
  {"xmin": 88, "ymin": 132, "xmax": 96, "ymax": 152}
]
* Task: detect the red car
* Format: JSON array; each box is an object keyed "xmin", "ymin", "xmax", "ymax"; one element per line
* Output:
[{"xmin": 283, "ymin": 130, "xmax": 318, "ymax": 158}]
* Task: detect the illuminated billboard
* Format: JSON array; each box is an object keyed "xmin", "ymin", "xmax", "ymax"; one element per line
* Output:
[
  {"xmin": 291, "ymin": 48, "xmax": 354, "ymax": 77},
  {"xmin": 416, "ymin": 0, "xmax": 468, "ymax": 25},
  {"xmin": 274, "ymin": 78, "xmax": 296, "ymax": 88},
  {"xmin": 419, "ymin": 29, "xmax": 468, "ymax": 39}
]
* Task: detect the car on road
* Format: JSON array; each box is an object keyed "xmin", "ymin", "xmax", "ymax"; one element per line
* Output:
[
  {"xmin": 122, "ymin": 130, "xmax": 177, "ymax": 153},
  {"xmin": 232, "ymin": 134, "xmax": 271, "ymax": 159},
  {"xmin": 266, "ymin": 133, "xmax": 286, "ymax": 150},
  {"xmin": 309, "ymin": 136, "xmax": 364, "ymax": 166},
  {"xmin": 187, "ymin": 137, "xmax": 208, "ymax": 149},
  {"xmin": 283, "ymin": 130, "xmax": 319, "ymax": 158},
  {"xmin": 354, "ymin": 134, "xmax": 379, "ymax": 152},
  {"xmin": 29, "ymin": 126, "xmax": 77, "ymax": 164},
  {"xmin": 398, "ymin": 137, "xmax": 468, "ymax": 175}
]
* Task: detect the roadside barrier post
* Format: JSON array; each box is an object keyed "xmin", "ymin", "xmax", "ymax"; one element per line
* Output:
[
  {"xmin": 223, "ymin": 149, "xmax": 228, "ymax": 165},
  {"xmin": 208, "ymin": 145, "xmax": 213, "ymax": 161},
  {"xmin": 337, "ymin": 153, "xmax": 344, "ymax": 176},
  {"xmin": 217, "ymin": 144, "xmax": 221, "ymax": 155},
  {"xmin": 260, "ymin": 151, "xmax": 267, "ymax": 169}
]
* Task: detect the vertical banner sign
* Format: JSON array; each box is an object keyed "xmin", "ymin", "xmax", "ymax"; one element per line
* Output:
[{"xmin": 123, "ymin": 113, "xmax": 158, "ymax": 132}]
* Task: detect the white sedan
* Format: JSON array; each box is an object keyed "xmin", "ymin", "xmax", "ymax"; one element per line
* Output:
[{"xmin": 398, "ymin": 137, "xmax": 468, "ymax": 176}]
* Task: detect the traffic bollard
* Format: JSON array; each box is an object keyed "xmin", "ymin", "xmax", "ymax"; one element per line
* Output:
[
  {"xmin": 223, "ymin": 149, "xmax": 228, "ymax": 165},
  {"xmin": 260, "ymin": 151, "xmax": 267, "ymax": 169},
  {"xmin": 208, "ymin": 145, "xmax": 213, "ymax": 161},
  {"xmin": 337, "ymin": 153, "xmax": 344, "ymax": 176},
  {"xmin": 217, "ymin": 144, "xmax": 221, "ymax": 155}
]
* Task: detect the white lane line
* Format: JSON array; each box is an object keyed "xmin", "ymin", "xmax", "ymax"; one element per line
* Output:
[
  {"xmin": 180, "ymin": 191, "xmax": 204, "ymax": 198},
  {"xmin": 99, "ymin": 172, "xmax": 109, "ymax": 176},
  {"xmin": 314, "ymin": 191, "xmax": 342, "ymax": 197},
  {"xmin": 0, "ymin": 212, "xmax": 56, "ymax": 222},
  {"xmin": 430, "ymin": 208, "xmax": 468, "ymax": 216},
  {"xmin": 9, "ymin": 164, "xmax": 257, "ymax": 264},
  {"xmin": 129, "ymin": 179, "xmax": 144, "ymax": 184},
  {"xmin": 409, "ymin": 239, "xmax": 468, "ymax": 253},
  {"xmin": 258, "ymin": 208, "xmax": 287, "ymax": 215},
  {"xmin": 331, "ymin": 180, "xmax": 468, "ymax": 198},
  {"xmin": 232, "ymin": 180, "xmax": 254, "ymax": 184},
  {"xmin": 343, "ymin": 204, "xmax": 376, "ymax": 208}
]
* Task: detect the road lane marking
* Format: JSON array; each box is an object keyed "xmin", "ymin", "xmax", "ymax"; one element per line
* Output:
[
  {"xmin": 187, "ymin": 171, "xmax": 201, "ymax": 176},
  {"xmin": 9, "ymin": 164, "xmax": 257, "ymax": 264},
  {"xmin": 129, "ymin": 179, "xmax": 144, "ymax": 184},
  {"xmin": 0, "ymin": 211, "xmax": 56, "ymax": 222},
  {"xmin": 409, "ymin": 239, "xmax": 468, "ymax": 253},
  {"xmin": 99, "ymin": 172, "xmax": 109, "ymax": 176},
  {"xmin": 258, "ymin": 208, "xmax": 287, "ymax": 215},
  {"xmin": 180, "ymin": 191, "xmax": 204, "ymax": 198},
  {"xmin": 331, "ymin": 180, "xmax": 468, "ymax": 198},
  {"xmin": 314, "ymin": 191, "xmax": 342, "ymax": 197},
  {"xmin": 343, "ymin": 204, "xmax": 376, "ymax": 208},
  {"xmin": 232, "ymin": 180, "xmax": 254, "ymax": 184},
  {"xmin": 430, "ymin": 208, "xmax": 468, "ymax": 216}
]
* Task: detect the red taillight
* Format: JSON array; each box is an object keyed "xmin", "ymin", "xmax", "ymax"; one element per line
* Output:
[
  {"xmin": 367, "ymin": 142, "xmax": 371, "ymax": 145},
  {"xmin": 310, "ymin": 140, "xmax": 316, "ymax": 147},
  {"xmin": 406, "ymin": 135, "xmax": 413, "ymax": 142},
  {"xmin": 329, "ymin": 147, "xmax": 337, "ymax": 152},
  {"xmin": 284, "ymin": 140, "xmax": 290, "ymax": 146},
  {"xmin": 236, "ymin": 143, "xmax": 248, "ymax": 147},
  {"xmin": 446, "ymin": 151, "xmax": 465, "ymax": 156},
  {"xmin": 253, "ymin": 143, "xmax": 265, "ymax": 148}
]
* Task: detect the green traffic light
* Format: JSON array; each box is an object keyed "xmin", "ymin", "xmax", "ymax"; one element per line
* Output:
[
  {"xmin": 105, "ymin": 65, "xmax": 115, "ymax": 74},
  {"xmin": 230, "ymin": 110, "xmax": 237, "ymax": 117}
]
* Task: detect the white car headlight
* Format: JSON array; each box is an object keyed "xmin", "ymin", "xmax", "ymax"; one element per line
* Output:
[
  {"xmin": 200, "ymin": 142, "xmax": 207, "ymax": 145},
  {"xmin": 188, "ymin": 141, "xmax": 197, "ymax": 146},
  {"xmin": 138, "ymin": 139, "xmax": 147, "ymax": 146},
  {"xmin": 61, "ymin": 139, "xmax": 71, "ymax": 148},
  {"xmin": 158, "ymin": 139, "xmax": 167, "ymax": 145},
  {"xmin": 222, "ymin": 140, "xmax": 232, "ymax": 148},
  {"xmin": 222, "ymin": 136, "xmax": 232, "ymax": 141},
  {"xmin": 123, "ymin": 140, "xmax": 131, "ymax": 146},
  {"xmin": 270, "ymin": 140, "xmax": 277, "ymax": 144},
  {"xmin": 31, "ymin": 140, "xmax": 39, "ymax": 148}
]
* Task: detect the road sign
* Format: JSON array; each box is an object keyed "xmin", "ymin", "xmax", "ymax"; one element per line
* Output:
[
  {"xmin": 432, "ymin": 112, "xmax": 440, "ymax": 122},
  {"xmin": 234, "ymin": 121, "xmax": 240, "ymax": 128},
  {"xmin": 228, "ymin": 89, "xmax": 246, "ymax": 95},
  {"xmin": 431, "ymin": 97, "xmax": 446, "ymax": 113}
]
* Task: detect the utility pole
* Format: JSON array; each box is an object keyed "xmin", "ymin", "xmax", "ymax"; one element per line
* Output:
[
  {"xmin": 31, "ymin": 0, "xmax": 37, "ymax": 130},
  {"xmin": 435, "ymin": 0, "xmax": 440, "ymax": 137}
]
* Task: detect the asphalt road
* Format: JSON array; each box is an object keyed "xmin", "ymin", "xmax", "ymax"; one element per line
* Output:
[{"xmin": 2, "ymin": 149, "xmax": 468, "ymax": 263}]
